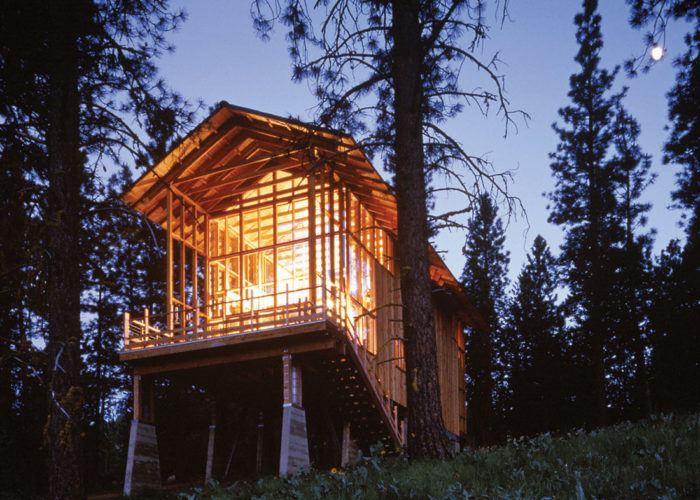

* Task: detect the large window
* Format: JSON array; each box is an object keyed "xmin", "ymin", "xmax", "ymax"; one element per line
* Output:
[
  {"xmin": 208, "ymin": 171, "xmax": 313, "ymax": 322},
  {"xmin": 205, "ymin": 169, "xmax": 394, "ymax": 354}
]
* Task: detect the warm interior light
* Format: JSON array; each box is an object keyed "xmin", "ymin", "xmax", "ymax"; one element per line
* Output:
[{"xmin": 651, "ymin": 45, "xmax": 664, "ymax": 62}]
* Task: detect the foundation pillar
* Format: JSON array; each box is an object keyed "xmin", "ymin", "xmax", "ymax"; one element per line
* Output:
[
  {"xmin": 341, "ymin": 422, "xmax": 360, "ymax": 467},
  {"xmin": 279, "ymin": 353, "xmax": 310, "ymax": 476},
  {"xmin": 204, "ymin": 403, "xmax": 217, "ymax": 483},
  {"xmin": 124, "ymin": 374, "xmax": 161, "ymax": 496}
]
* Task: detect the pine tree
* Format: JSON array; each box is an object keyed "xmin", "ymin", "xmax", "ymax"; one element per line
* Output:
[
  {"xmin": 0, "ymin": 0, "xmax": 191, "ymax": 494},
  {"xmin": 627, "ymin": 1, "xmax": 699, "ymax": 237},
  {"xmin": 506, "ymin": 236, "xmax": 566, "ymax": 436},
  {"xmin": 648, "ymin": 240, "xmax": 700, "ymax": 412},
  {"xmin": 461, "ymin": 193, "xmax": 509, "ymax": 445},
  {"xmin": 608, "ymin": 103, "xmax": 655, "ymax": 419},
  {"xmin": 627, "ymin": 0, "xmax": 700, "ymax": 418},
  {"xmin": 548, "ymin": 0, "xmax": 621, "ymax": 427}
]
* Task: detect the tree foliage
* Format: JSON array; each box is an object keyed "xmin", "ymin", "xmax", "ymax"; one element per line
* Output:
[{"xmin": 460, "ymin": 193, "xmax": 509, "ymax": 445}]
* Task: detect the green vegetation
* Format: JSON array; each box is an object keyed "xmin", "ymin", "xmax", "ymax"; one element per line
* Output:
[{"xmin": 159, "ymin": 414, "xmax": 700, "ymax": 499}]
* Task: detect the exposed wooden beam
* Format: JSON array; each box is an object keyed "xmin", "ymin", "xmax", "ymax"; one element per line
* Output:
[
  {"xmin": 134, "ymin": 117, "xmax": 242, "ymax": 208},
  {"xmin": 174, "ymin": 147, "xmax": 307, "ymax": 186}
]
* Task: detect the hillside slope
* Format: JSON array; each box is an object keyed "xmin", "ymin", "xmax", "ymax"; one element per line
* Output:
[{"xmin": 169, "ymin": 414, "xmax": 699, "ymax": 499}]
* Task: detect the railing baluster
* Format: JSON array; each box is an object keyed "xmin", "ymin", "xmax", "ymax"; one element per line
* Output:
[{"xmin": 123, "ymin": 312, "xmax": 130, "ymax": 349}]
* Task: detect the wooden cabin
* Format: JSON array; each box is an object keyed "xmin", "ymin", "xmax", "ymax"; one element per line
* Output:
[{"xmin": 119, "ymin": 102, "xmax": 479, "ymax": 495}]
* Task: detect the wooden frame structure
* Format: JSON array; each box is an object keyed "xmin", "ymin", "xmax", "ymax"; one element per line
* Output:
[{"xmin": 119, "ymin": 103, "xmax": 479, "ymax": 494}]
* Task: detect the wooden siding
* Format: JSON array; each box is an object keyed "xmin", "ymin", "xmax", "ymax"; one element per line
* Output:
[
  {"xmin": 434, "ymin": 303, "xmax": 466, "ymax": 437},
  {"xmin": 374, "ymin": 259, "xmax": 466, "ymax": 438},
  {"xmin": 374, "ymin": 262, "xmax": 406, "ymax": 407}
]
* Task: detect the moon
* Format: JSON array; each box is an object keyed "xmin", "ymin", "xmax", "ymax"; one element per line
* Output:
[{"xmin": 651, "ymin": 45, "xmax": 664, "ymax": 61}]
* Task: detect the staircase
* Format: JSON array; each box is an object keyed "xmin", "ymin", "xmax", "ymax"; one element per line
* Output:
[{"xmin": 323, "ymin": 320, "xmax": 404, "ymax": 451}]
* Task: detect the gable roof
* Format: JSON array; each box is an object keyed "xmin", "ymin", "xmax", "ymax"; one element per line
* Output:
[{"xmin": 123, "ymin": 101, "xmax": 397, "ymax": 229}]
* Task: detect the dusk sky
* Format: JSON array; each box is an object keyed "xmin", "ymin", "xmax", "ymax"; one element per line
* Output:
[{"xmin": 156, "ymin": 1, "xmax": 690, "ymax": 281}]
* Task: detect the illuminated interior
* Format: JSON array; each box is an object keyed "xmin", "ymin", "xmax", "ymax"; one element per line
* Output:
[{"xmin": 191, "ymin": 169, "xmax": 395, "ymax": 353}]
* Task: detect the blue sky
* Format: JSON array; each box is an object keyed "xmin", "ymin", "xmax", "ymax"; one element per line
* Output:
[{"xmin": 156, "ymin": 1, "xmax": 689, "ymax": 281}]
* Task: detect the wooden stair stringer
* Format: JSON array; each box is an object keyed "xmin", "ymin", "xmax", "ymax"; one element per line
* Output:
[{"xmin": 334, "ymin": 329, "xmax": 404, "ymax": 450}]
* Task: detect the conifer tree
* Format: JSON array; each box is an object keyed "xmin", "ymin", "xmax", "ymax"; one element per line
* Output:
[
  {"xmin": 461, "ymin": 193, "xmax": 509, "ymax": 445},
  {"xmin": 0, "ymin": 0, "xmax": 191, "ymax": 494},
  {"xmin": 647, "ymin": 240, "xmax": 700, "ymax": 412},
  {"xmin": 548, "ymin": 0, "xmax": 621, "ymax": 427},
  {"xmin": 549, "ymin": 0, "xmax": 657, "ymax": 426},
  {"xmin": 608, "ymin": 103, "xmax": 655, "ymax": 418},
  {"xmin": 627, "ymin": 0, "xmax": 700, "ymax": 418},
  {"xmin": 506, "ymin": 236, "xmax": 566, "ymax": 436}
]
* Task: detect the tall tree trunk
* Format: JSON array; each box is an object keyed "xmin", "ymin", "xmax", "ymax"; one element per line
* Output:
[
  {"xmin": 391, "ymin": 0, "xmax": 451, "ymax": 459},
  {"xmin": 45, "ymin": 1, "xmax": 84, "ymax": 497}
]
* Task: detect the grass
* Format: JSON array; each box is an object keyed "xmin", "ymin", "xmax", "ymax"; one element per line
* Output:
[{"xmin": 145, "ymin": 413, "xmax": 700, "ymax": 499}]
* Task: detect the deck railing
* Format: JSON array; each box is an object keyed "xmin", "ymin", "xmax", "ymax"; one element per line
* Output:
[{"xmin": 122, "ymin": 284, "xmax": 377, "ymax": 351}]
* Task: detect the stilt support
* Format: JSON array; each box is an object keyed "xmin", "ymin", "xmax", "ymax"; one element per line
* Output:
[
  {"xmin": 205, "ymin": 402, "xmax": 217, "ymax": 483},
  {"xmin": 279, "ymin": 353, "xmax": 310, "ymax": 476},
  {"xmin": 124, "ymin": 375, "xmax": 161, "ymax": 496},
  {"xmin": 341, "ymin": 422, "xmax": 360, "ymax": 467}
]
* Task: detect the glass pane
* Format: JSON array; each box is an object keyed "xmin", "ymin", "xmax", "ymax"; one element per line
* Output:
[
  {"xmin": 227, "ymin": 257, "xmax": 239, "ymax": 290},
  {"xmin": 259, "ymin": 207, "xmax": 274, "ymax": 247},
  {"xmin": 209, "ymin": 220, "xmax": 219, "ymax": 258},
  {"xmin": 243, "ymin": 210, "xmax": 259, "ymax": 250},
  {"xmin": 226, "ymin": 215, "xmax": 239, "ymax": 254},
  {"xmin": 218, "ymin": 221, "xmax": 226, "ymax": 256},
  {"xmin": 293, "ymin": 198, "xmax": 308, "ymax": 240},
  {"xmin": 277, "ymin": 201, "xmax": 293, "ymax": 244}
]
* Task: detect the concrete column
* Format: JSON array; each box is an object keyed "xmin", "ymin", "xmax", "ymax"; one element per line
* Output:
[
  {"xmin": 279, "ymin": 353, "xmax": 310, "ymax": 476},
  {"xmin": 124, "ymin": 374, "xmax": 161, "ymax": 496}
]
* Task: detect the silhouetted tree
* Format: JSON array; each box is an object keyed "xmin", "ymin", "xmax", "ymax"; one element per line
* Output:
[
  {"xmin": 461, "ymin": 193, "xmax": 509, "ymax": 445},
  {"xmin": 548, "ymin": 0, "xmax": 623, "ymax": 427},
  {"xmin": 0, "ymin": 0, "xmax": 191, "ymax": 495},
  {"xmin": 607, "ymin": 103, "xmax": 655, "ymax": 419},
  {"xmin": 251, "ymin": 0, "xmax": 524, "ymax": 458},
  {"xmin": 648, "ymin": 240, "xmax": 700, "ymax": 413},
  {"xmin": 629, "ymin": 5, "xmax": 699, "ymax": 415},
  {"xmin": 505, "ymin": 236, "xmax": 566, "ymax": 436}
]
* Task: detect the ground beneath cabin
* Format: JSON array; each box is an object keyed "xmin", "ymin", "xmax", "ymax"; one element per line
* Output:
[{"xmin": 120, "ymin": 413, "xmax": 699, "ymax": 499}]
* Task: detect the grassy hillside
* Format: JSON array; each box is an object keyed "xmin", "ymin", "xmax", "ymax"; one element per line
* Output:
[{"xmin": 163, "ymin": 414, "xmax": 699, "ymax": 499}]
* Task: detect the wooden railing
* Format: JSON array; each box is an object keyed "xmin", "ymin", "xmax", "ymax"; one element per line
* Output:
[{"xmin": 123, "ymin": 288, "xmax": 323, "ymax": 350}]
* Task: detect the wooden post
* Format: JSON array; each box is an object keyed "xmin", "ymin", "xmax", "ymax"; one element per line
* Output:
[
  {"xmin": 329, "ymin": 168, "xmax": 336, "ymax": 308},
  {"xmin": 255, "ymin": 411, "xmax": 264, "ymax": 476},
  {"xmin": 204, "ymin": 213, "xmax": 210, "ymax": 330},
  {"xmin": 123, "ymin": 312, "xmax": 130, "ymax": 348},
  {"xmin": 124, "ymin": 373, "xmax": 161, "ymax": 495},
  {"xmin": 133, "ymin": 374, "xmax": 142, "ymax": 421},
  {"xmin": 166, "ymin": 189, "xmax": 173, "ymax": 331},
  {"xmin": 285, "ymin": 283, "xmax": 289, "ymax": 325},
  {"xmin": 341, "ymin": 422, "xmax": 359, "ymax": 467},
  {"xmin": 205, "ymin": 402, "xmax": 216, "ymax": 483},
  {"xmin": 143, "ymin": 308, "xmax": 149, "ymax": 343},
  {"xmin": 180, "ymin": 198, "xmax": 186, "ymax": 330},
  {"xmin": 320, "ymin": 164, "xmax": 327, "ymax": 317},
  {"xmin": 308, "ymin": 166, "xmax": 317, "ymax": 304},
  {"xmin": 192, "ymin": 207, "xmax": 199, "ymax": 336}
]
